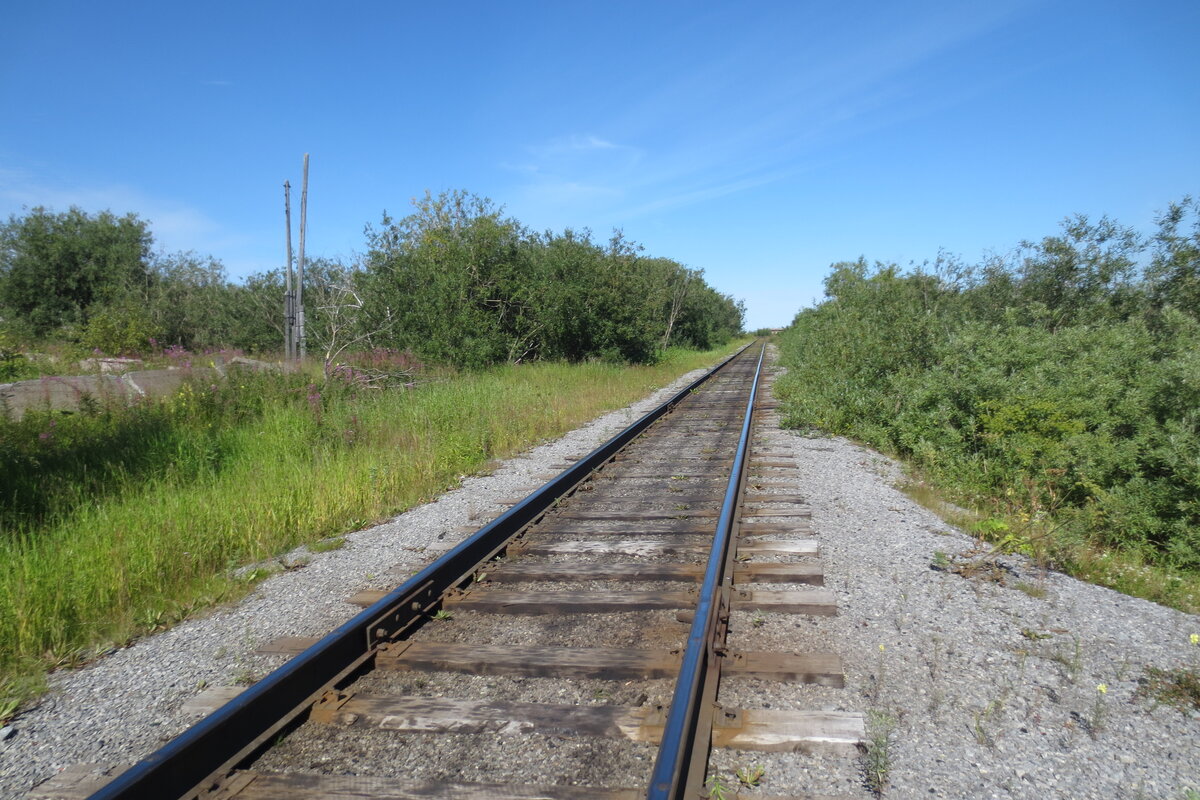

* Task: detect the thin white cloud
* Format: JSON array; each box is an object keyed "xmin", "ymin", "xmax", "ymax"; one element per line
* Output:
[
  {"xmin": 497, "ymin": 161, "xmax": 542, "ymax": 175},
  {"xmin": 0, "ymin": 175, "xmax": 237, "ymax": 257},
  {"xmin": 531, "ymin": 134, "xmax": 623, "ymax": 158},
  {"xmin": 516, "ymin": 178, "xmax": 622, "ymax": 208},
  {"xmin": 502, "ymin": 3, "xmax": 1032, "ymax": 227},
  {"xmin": 617, "ymin": 168, "xmax": 801, "ymax": 220},
  {"xmin": 574, "ymin": 135, "xmax": 616, "ymax": 151}
]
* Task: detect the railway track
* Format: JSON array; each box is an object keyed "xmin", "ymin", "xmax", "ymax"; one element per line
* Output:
[{"xmin": 38, "ymin": 342, "xmax": 865, "ymax": 800}]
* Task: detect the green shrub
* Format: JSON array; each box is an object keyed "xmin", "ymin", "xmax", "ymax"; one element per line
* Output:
[
  {"xmin": 776, "ymin": 201, "xmax": 1200, "ymax": 582},
  {"xmin": 80, "ymin": 302, "xmax": 162, "ymax": 356}
]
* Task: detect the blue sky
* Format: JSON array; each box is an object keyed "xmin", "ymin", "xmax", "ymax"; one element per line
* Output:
[{"xmin": 2, "ymin": 1, "xmax": 1197, "ymax": 329}]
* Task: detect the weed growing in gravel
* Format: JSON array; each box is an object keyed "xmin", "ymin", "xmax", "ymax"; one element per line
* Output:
[
  {"xmin": 751, "ymin": 609, "xmax": 766, "ymax": 628},
  {"xmin": 1014, "ymin": 580, "xmax": 1048, "ymax": 599},
  {"xmin": 870, "ymin": 644, "xmax": 888, "ymax": 703},
  {"xmin": 1137, "ymin": 666, "xmax": 1200, "ymax": 713},
  {"xmin": 971, "ymin": 699, "xmax": 1003, "ymax": 747},
  {"xmin": 1086, "ymin": 683, "xmax": 1108, "ymax": 737},
  {"xmin": 863, "ymin": 709, "xmax": 897, "ymax": 796},
  {"xmin": 241, "ymin": 566, "xmax": 280, "ymax": 583},
  {"xmin": 432, "ymin": 609, "xmax": 454, "ymax": 621},
  {"xmin": 735, "ymin": 764, "xmax": 765, "ymax": 787},
  {"xmin": 704, "ymin": 774, "xmax": 730, "ymax": 800},
  {"xmin": 923, "ymin": 636, "xmax": 946, "ymax": 716},
  {"xmin": 309, "ymin": 537, "xmax": 345, "ymax": 553},
  {"xmin": 1047, "ymin": 636, "xmax": 1085, "ymax": 684},
  {"xmin": 231, "ymin": 666, "xmax": 260, "ymax": 686},
  {"xmin": 927, "ymin": 542, "xmax": 1018, "ymax": 588}
]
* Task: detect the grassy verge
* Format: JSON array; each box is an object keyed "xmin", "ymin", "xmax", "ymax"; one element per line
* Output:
[
  {"xmin": 0, "ymin": 343, "xmax": 742, "ymax": 714},
  {"xmin": 892, "ymin": 472, "xmax": 1200, "ymax": 614}
]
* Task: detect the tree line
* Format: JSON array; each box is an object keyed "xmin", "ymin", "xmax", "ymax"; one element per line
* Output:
[
  {"xmin": 0, "ymin": 191, "xmax": 743, "ymax": 368},
  {"xmin": 777, "ymin": 198, "xmax": 1200, "ymax": 572}
]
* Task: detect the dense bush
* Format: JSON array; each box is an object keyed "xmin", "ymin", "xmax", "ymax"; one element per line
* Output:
[
  {"xmin": 777, "ymin": 199, "xmax": 1200, "ymax": 570},
  {"xmin": 0, "ymin": 207, "xmax": 153, "ymax": 336},
  {"xmin": 0, "ymin": 195, "xmax": 744, "ymax": 367},
  {"xmin": 360, "ymin": 191, "xmax": 744, "ymax": 367}
]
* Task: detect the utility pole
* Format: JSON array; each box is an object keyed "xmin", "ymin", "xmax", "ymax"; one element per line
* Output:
[
  {"xmin": 283, "ymin": 180, "xmax": 295, "ymax": 360},
  {"xmin": 296, "ymin": 153, "xmax": 309, "ymax": 361}
]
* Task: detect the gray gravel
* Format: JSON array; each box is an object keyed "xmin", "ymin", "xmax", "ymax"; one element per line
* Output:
[{"xmin": 0, "ymin": 366, "xmax": 713, "ymax": 799}]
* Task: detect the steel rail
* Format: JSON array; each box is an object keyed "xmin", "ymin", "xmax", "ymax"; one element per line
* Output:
[
  {"xmin": 85, "ymin": 344, "xmax": 752, "ymax": 800},
  {"xmin": 646, "ymin": 342, "xmax": 766, "ymax": 800}
]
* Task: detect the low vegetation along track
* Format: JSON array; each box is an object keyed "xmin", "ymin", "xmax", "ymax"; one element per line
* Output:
[{"xmin": 42, "ymin": 342, "xmax": 865, "ymax": 800}]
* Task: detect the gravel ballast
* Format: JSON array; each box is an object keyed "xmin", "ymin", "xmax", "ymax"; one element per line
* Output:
[{"xmin": 3, "ymin": 354, "xmax": 1199, "ymax": 799}]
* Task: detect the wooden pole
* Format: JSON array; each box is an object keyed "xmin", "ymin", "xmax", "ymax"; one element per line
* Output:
[
  {"xmin": 297, "ymin": 153, "xmax": 309, "ymax": 361},
  {"xmin": 283, "ymin": 180, "xmax": 294, "ymax": 361}
]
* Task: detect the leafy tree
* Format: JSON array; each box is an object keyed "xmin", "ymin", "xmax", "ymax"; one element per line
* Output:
[
  {"xmin": 225, "ymin": 268, "xmax": 292, "ymax": 353},
  {"xmin": 0, "ymin": 192, "xmax": 745, "ymax": 364},
  {"xmin": 142, "ymin": 252, "xmax": 236, "ymax": 349},
  {"xmin": 1014, "ymin": 214, "xmax": 1142, "ymax": 328},
  {"xmin": 80, "ymin": 300, "xmax": 162, "ymax": 356},
  {"xmin": 1146, "ymin": 196, "xmax": 1200, "ymax": 319},
  {"xmin": 0, "ymin": 207, "xmax": 153, "ymax": 335},
  {"xmin": 363, "ymin": 191, "xmax": 539, "ymax": 368}
]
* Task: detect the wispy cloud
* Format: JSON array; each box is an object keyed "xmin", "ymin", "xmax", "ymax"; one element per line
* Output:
[
  {"xmin": 501, "ymin": 2, "xmax": 1030, "ymax": 227},
  {"xmin": 532, "ymin": 134, "xmax": 620, "ymax": 156},
  {"xmin": 502, "ymin": 133, "xmax": 647, "ymax": 221},
  {"xmin": 0, "ymin": 172, "xmax": 239, "ymax": 257},
  {"xmin": 521, "ymin": 134, "xmax": 643, "ymax": 170}
]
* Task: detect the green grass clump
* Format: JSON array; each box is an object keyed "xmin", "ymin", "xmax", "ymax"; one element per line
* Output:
[
  {"xmin": 0, "ymin": 344, "xmax": 738, "ymax": 707},
  {"xmin": 863, "ymin": 709, "xmax": 897, "ymax": 795},
  {"xmin": 1138, "ymin": 666, "xmax": 1200, "ymax": 713}
]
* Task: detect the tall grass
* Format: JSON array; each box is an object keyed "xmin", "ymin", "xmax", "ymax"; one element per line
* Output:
[{"xmin": 0, "ymin": 344, "xmax": 739, "ymax": 706}]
